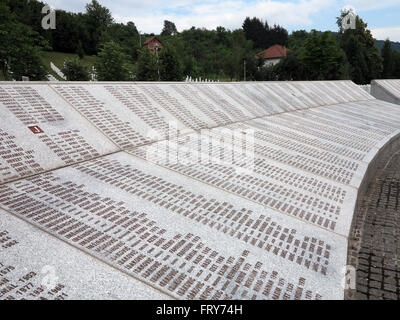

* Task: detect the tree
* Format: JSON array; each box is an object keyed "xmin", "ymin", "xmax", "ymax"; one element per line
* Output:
[
  {"xmin": 7, "ymin": 0, "xmax": 51, "ymax": 41},
  {"xmin": 300, "ymin": 31, "xmax": 349, "ymax": 80},
  {"xmin": 51, "ymin": 10, "xmax": 84, "ymax": 53},
  {"xmin": 242, "ymin": 17, "xmax": 267, "ymax": 49},
  {"xmin": 85, "ymin": 0, "xmax": 114, "ymax": 54},
  {"xmin": 95, "ymin": 41, "xmax": 132, "ymax": 81},
  {"xmin": 104, "ymin": 23, "xmax": 139, "ymax": 60},
  {"xmin": 0, "ymin": 1, "xmax": 47, "ymax": 80},
  {"xmin": 159, "ymin": 44, "xmax": 183, "ymax": 81},
  {"xmin": 100, "ymin": 22, "xmax": 140, "ymax": 60},
  {"xmin": 243, "ymin": 17, "xmax": 288, "ymax": 50},
  {"xmin": 341, "ymin": 34, "xmax": 368, "ymax": 84},
  {"xmin": 263, "ymin": 30, "xmax": 311, "ymax": 81},
  {"xmin": 337, "ymin": 9, "xmax": 383, "ymax": 84},
  {"xmin": 289, "ymin": 30, "xmax": 311, "ymax": 51},
  {"xmin": 136, "ymin": 48, "xmax": 159, "ymax": 81},
  {"xmin": 161, "ymin": 20, "xmax": 178, "ymax": 36},
  {"xmin": 393, "ymin": 50, "xmax": 400, "ymax": 78},
  {"xmin": 62, "ymin": 58, "xmax": 91, "ymax": 81},
  {"xmin": 255, "ymin": 64, "xmax": 276, "ymax": 81},
  {"xmin": 268, "ymin": 24, "xmax": 289, "ymax": 47},
  {"xmin": 224, "ymin": 30, "xmax": 254, "ymax": 81},
  {"xmin": 273, "ymin": 53, "xmax": 308, "ymax": 81},
  {"xmin": 382, "ymin": 39, "xmax": 394, "ymax": 79},
  {"xmin": 77, "ymin": 41, "xmax": 85, "ymax": 59}
]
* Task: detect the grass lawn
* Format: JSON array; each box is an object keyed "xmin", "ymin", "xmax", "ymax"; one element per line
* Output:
[
  {"xmin": 41, "ymin": 51, "xmax": 98, "ymax": 81},
  {"xmin": 0, "ymin": 52, "xmax": 97, "ymax": 81}
]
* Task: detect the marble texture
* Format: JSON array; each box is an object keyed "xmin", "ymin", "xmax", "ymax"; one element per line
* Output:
[
  {"xmin": 0, "ymin": 83, "xmax": 118, "ymax": 184},
  {"xmin": 0, "ymin": 207, "xmax": 170, "ymax": 300},
  {"xmin": 0, "ymin": 81, "xmax": 399, "ymax": 300}
]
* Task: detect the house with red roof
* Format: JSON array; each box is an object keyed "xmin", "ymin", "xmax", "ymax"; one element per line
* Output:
[
  {"xmin": 143, "ymin": 37, "xmax": 163, "ymax": 54},
  {"xmin": 255, "ymin": 44, "xmax": 288, "ymax": 67}
]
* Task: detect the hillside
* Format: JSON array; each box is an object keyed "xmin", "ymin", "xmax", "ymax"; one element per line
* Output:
[
  {"xmin": 375, "ymin": 40, "xmax": 400, "ymax": 51},
  {"xmin": 41, "ymin": 52, "xmax": 98, "ymax": 81},
  {"xmin": 37, "ymin": 40, "xmax": 400, "ymax": 81}
]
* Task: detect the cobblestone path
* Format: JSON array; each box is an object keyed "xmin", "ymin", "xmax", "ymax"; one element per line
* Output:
[{"xmin": 351, "ymin": 150, "xmax": 400, "ymax": 300}]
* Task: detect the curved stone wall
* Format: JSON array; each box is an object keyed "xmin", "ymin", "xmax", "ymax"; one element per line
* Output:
[
  {"xmin": 371, "ymin": 80, "xmax": 400, "ymax": 105},
  {"xmin": 347, "ymin": 132, "xmax": 400, "ymax": 299},
  {"xmin": 0, "ymin": 81, "xmax": 398, "ymax": 300}
]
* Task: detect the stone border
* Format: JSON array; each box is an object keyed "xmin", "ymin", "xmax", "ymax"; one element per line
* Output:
[
  {"xmin": 371, "ymin": 80, "xmax": 400, "ymax": 105},
  {"xmin": 346, "ymin": 132, "xmax": 400, "ymax": 299}
]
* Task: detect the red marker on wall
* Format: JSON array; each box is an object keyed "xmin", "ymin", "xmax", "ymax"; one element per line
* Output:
[{"xmin": 28, "ymin": 126, "xmax": 44, "ymax": 134}]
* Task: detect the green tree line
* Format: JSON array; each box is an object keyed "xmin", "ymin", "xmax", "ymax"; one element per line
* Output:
[{"xmin": 1, "ymin": 1, "xmax": 400, "ymax": 83}]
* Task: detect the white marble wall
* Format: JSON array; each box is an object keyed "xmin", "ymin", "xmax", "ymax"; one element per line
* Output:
[{"xmin": 0, "ymin": 81, "xmax": 398, "ymax": 300}]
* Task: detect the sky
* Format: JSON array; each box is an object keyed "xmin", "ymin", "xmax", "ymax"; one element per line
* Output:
[{"xmin": 44, "ymin": 0, "xmax": 400, "ymax": 41}]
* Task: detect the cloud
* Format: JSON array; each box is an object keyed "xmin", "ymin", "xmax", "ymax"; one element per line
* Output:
[
  {"xmin": 45, "ymin": 0, "xmax": 335, "ymax": 33},
  {"xmin": 371, "ymin": 26, "xmax": 400, "ymax": 42},
  {"xmin": 138, "ymin": 0, "xmax": 335, "ymax": 33},
  {"xmin": 343, "ymin": 0, "xmax": 399, "ymax": 12},
  {"xmin": 46, "ymin": 0, "xmax": 87, "ymax": 12}
]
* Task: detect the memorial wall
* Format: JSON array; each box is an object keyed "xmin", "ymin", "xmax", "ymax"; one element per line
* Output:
[
  {"xmin": 0, "ymin": 81, "xmax": 399, "ymax": 300},
  {"xmin": 371, "ymin": 80, "xmax": 400, "ymax": 105}
]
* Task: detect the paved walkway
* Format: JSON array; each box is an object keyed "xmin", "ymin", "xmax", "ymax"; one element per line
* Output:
[{"xmin": 350, "ymin": 147, "xmax": 400, "ymax": 300}]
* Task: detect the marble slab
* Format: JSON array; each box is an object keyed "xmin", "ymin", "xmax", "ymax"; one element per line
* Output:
[
  {"xmin": 0, "ymin": 84, "xmax": 118, "ymax": 184},
  {"xmin": 0, "ymin": 207, "xmax": 170, "ymax": 300},
  {"xmin": 0, "ymin": 81, "xmax": 398, "ymax": 300},
  {"xmin": 0, "ymin": 152, "xmax": 348, "ymax": 300}
]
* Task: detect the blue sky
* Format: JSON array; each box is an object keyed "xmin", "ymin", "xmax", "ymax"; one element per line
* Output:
[{"xmin": 45, "ymin": 0, "xmax": 400, "ymax": 41}]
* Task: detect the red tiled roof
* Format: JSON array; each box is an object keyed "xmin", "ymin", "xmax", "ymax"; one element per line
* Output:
[
  {"xmin": 143, "ymin": 37, "xmax": 162, "ymax": 46},
  {"xmin": 256, "ymin": 45, "xmax": 288, "ymax": 59}
]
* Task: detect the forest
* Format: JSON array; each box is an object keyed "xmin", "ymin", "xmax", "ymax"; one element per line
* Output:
[{"xmin": 1, "ymin": 0, "xmax": 400, "ymax": 83}]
